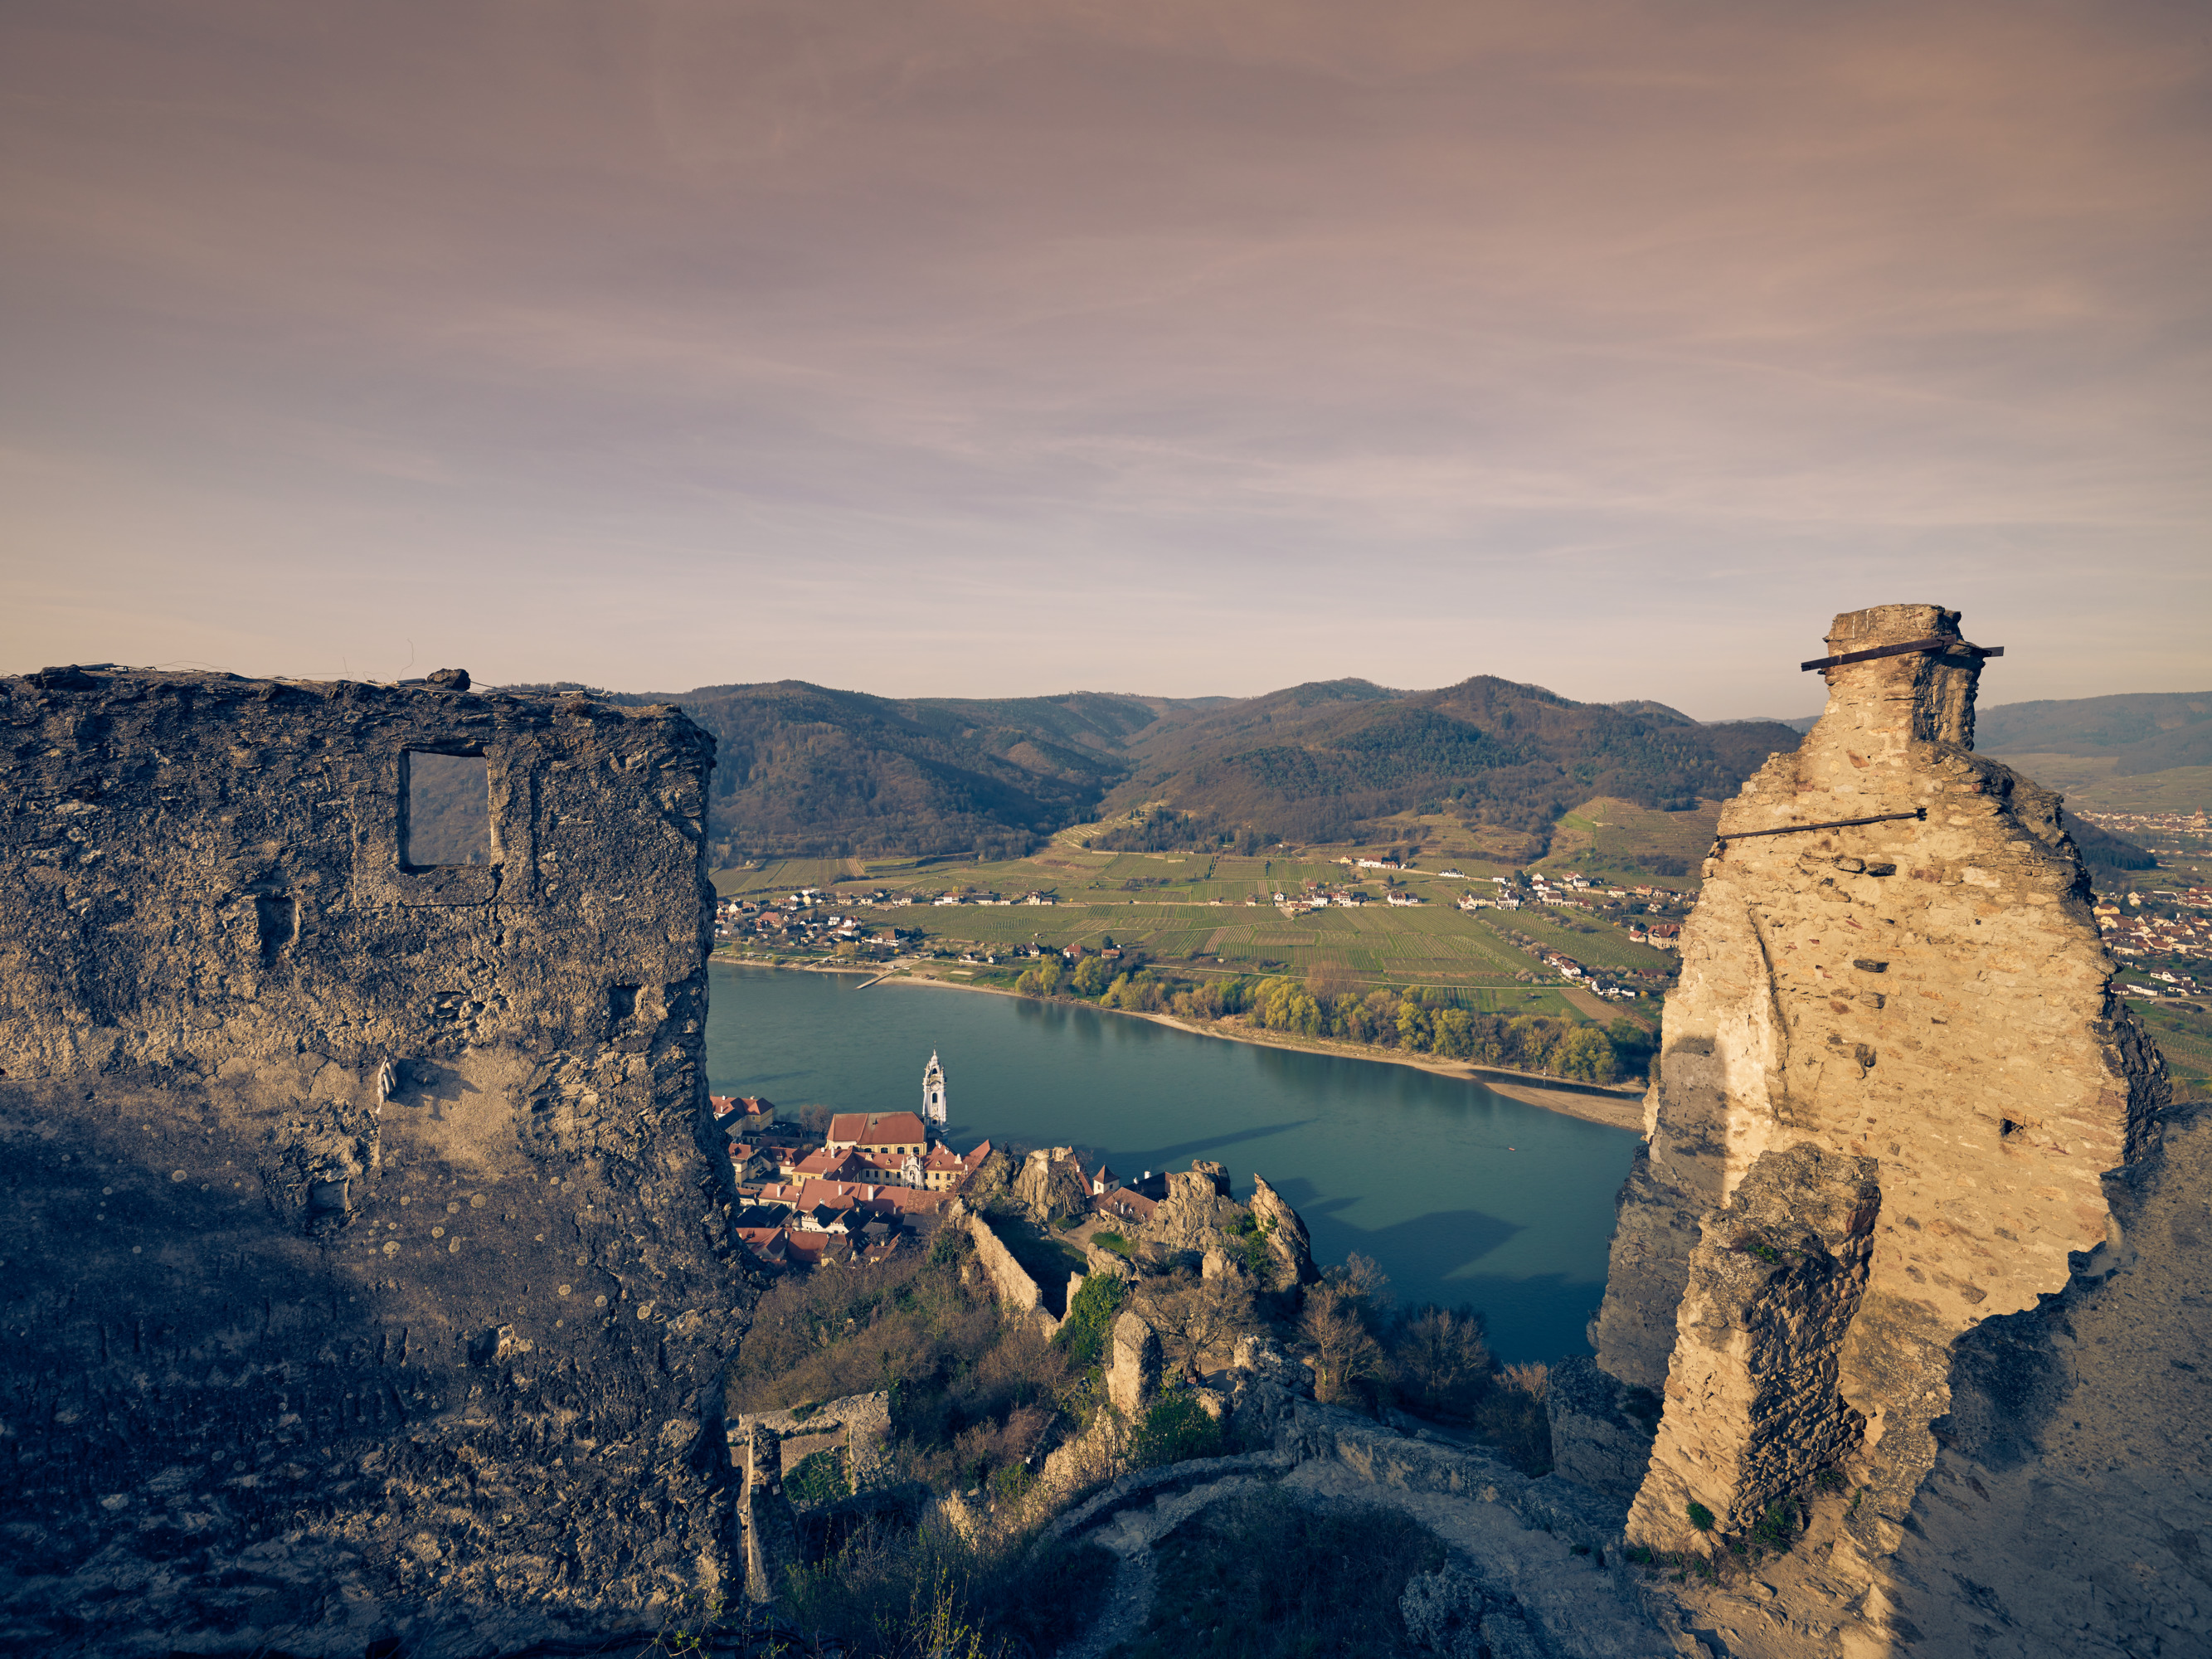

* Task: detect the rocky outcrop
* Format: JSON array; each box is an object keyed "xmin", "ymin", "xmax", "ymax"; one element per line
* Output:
[
  {"xmin": 1140, "ymin": 1166, "xmax": 1247, "ymax": 1253},
  {"xmin": 0, "ymin": 667, "xmax": 729, "ymax": 1656},
  {"xmin": 1585, "ymin": 607, "xmax": 2194, "ymax": 1654},
  {"xmin": 1116, "ymin": 1166, "xmax": 1315, "ymax": 1292},
  {"xmin": 1248, "ymin": 1173, "xmax": 1320, "ymax": 1290},
  {"xmin": 1011, "ymin": 1145, "xmax": 1092, "ymax": 1221},
  {"xmin": 1543, "ymin": 1356, "xmax": 1658, "ymax": 1503}
]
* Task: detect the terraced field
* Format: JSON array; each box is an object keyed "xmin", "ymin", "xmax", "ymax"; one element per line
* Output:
[{"xmin": 714, "ymin": 838, "xmax": 1676, "ymax": 1014}]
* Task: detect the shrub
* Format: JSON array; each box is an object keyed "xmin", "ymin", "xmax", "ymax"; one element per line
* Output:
[
  {"xmin": 1458, "ymin": 1374, "xmax": 1551, "ymax": 1475},
  {"xmin": 785, "ymin": 1448, "xmax": 851, "ymax": 1506},
  {"xmin": 1130, "ymin": 1390, "xmax": 1224, "ymax": 1467},
  {"xmin": 1500, "ymin": 1360, "xmax": 1549, "ymax": 1402},
  {"xmin": 1748, "ymin": 1498, "xmax": 1800, "ymax": 1554},
  {"xmin": 1687, "ymin": 1500, "xmax": 1716, "ymax": 1532},
  {"xmin": 1387, "ymin": 1306, "xmax": 1491, "ymax": 1420},
  {"xmin": 1053, "ymin": 1272, "xmax": 1127, "ymax": 1372}
]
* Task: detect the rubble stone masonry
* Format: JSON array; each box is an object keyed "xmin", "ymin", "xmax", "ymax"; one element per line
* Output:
[
  {"xmin": 0, "ymin": 666, "xmax": 732, "ymax": 1655},
  {"xmin": 1587, "ymin": 607, "xmax": 2202, "ymax": 1655}
]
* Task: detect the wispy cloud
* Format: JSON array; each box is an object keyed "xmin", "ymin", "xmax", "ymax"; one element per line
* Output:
[{"xmin": 1, "ymin": 0, "xmax": 2205, "ymax": 713}]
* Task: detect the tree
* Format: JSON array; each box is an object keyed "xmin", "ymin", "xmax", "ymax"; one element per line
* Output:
[
  {"xmin": 1388, "ymin": 1306, "xmax": 1491, "ymax": 1419},
  {"xmin": 1140, "ymin": 1269, "xmax": 1255, "ymax": 1383},
  {"xmin": 1071, "ymin": 955, "xmax": 1112, "ymax": 996},
  {"xmin": 1555, "ymin": 1026, "xmax": 1619, "ymax": 1083},
  {"xmin": 1395, "ymin": 1000, "xmax": 1432, "ymax": 1051},
  {"xmin": 1299, "ymin": 1254, "xmax": 1392, "ymax": 1405}
]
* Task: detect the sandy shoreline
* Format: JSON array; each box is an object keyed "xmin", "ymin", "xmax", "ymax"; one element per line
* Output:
[{"xmin": 861, "ymin": 966, "xmax": 1649, "ymax": 1134}]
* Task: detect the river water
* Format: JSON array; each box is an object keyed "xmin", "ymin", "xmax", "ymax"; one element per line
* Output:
[{"xmin": 705, "ymin": 965, "xmax": 1641, "ymax": 1362}]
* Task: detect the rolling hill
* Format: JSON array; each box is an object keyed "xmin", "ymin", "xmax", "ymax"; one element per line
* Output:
[
  {"xmin": 490, "ymin": 674, "xmax": 1803, "ymax": 862},
  {"xmin": 1974, "ymin": 690, "xmax": 2212, "ymax": 774},
  {"xmin": 1098, "ymin": 677, "xmax": 1803, "ymax": 848}
]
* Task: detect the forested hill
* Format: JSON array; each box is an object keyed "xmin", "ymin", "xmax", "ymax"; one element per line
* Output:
[
  {"xmin": 497, "ymin": 675, "xmax": 1801, "ymax": 860},
  {"xmin": 1096, "ymin": 676, "xmax": 1802, "ymax": 845},
  {"xmin": 499, "ymin": 681, "xmax": 1187, "ymax": 861},
  {"xmin": 1974, "ymin": 690, "xmax": 2212, "ymax": 774}
]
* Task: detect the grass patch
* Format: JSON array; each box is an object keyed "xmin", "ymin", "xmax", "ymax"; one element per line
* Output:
[
  {"xmin": 1115, "ymin": 1489, "xmax": 1447, "ymax": 1659},
  {"xmin": 1090, "ymin": 1229, "xmax": 1134, "ymax": 1258},
  {"xmin": 1130, "ymin": 1391, "xmax": 1225, "ymax": 1468}
]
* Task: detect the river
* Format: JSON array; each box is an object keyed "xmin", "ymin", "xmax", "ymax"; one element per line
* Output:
[{"xmin": 705, "ymin": 964, "xmax": 1641, "ymax": 1362}]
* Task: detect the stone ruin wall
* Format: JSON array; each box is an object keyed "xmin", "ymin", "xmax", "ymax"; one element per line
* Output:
[
  {"xmin": 731, "ymin": 1391, "xmax": 892, "ymax": 1602},
  {"xmin": 1585, "ymin": 607, "xmax": 2207, "ymax": 1655},
  {"xmin": 0, "ymin": 666, "xmax": 737, "ymax": 1656}
]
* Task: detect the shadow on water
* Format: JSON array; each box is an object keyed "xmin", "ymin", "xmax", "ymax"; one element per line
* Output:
[
  {"xmin": 1273, "ymin": 1182, "xmax": 1527, "ymax": 1285},
  {"xmin": 1120, "ymin": 1119, "xmax": 1320, "ymax": 1170}
]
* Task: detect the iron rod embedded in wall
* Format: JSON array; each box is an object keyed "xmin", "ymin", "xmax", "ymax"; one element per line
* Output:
[
  {"xmin": 1716, "ymin": 807, "xmax": 1928, "ymax": 843},
  {"xmin": 1800, "ymin": 639, "xmax": 2004, "ymax": 672}
]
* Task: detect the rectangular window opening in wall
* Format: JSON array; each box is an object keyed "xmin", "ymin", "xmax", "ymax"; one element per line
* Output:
[{"xmin": 402, "ymin": 751, "xmax": 494, "ymax": 868}]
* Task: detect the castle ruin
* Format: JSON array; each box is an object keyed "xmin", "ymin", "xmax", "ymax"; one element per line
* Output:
[
  {"xmin": 1577, "ymin": 606, "xmax": 2207, "ymax": 1656},
  {"xmin": 0, "ymin": 666, "xmax": 731, "ymax": 1654}
]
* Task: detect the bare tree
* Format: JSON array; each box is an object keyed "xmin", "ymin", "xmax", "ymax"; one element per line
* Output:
[
  {"xmin": 1299, "ymin": 1282, "xmax": 1385, "ymax": 1405},
  {"xmin": 1138, "ymin": 1270, "xmax": 1255, "ymax": 1383}
]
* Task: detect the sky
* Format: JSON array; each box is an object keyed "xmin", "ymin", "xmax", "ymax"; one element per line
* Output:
[{"xmin": 3, "ymin": 1, "xmax": 2207, "ymax": 720}]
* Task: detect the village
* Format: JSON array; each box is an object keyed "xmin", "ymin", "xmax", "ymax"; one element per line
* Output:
[
  {"xmin": 712, "ymin": 1052, "xmax": 1157, "ymax": 1273},
  {"xmin": 711, "ymin": 861, "xmax": 1689, "ymax": 998},
  {"xmin": 2098, "ymin": 887, "xmax": 2212, "ymax": 1002}
]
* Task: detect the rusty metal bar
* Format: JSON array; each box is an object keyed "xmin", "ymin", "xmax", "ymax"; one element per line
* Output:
[
  {"xmin": 1800, "ymin": 638, "xmax": 2004, "ymax": 673},
  {"xmin": 1716, "ymin": 806, "xmax": 1927, "ymax": 844}
]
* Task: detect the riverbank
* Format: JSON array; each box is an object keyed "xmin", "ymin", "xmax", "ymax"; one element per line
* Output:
[{"xmin": 876, "ymin": 971, "xmax": 1648, "ymax": 1133}]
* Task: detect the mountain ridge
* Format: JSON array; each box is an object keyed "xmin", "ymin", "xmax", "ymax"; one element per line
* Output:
[{"xmin": 489, "ymin": 677, "xmax": 2185, "ymax": 860}]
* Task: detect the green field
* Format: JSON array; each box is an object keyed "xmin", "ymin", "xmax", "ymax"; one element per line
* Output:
[
  {"xmin": 1487, "ymin": 908, "xmax": 1678, "ymax": 972},
  {"xmin": 2114, "ymin": 989, "xmax": 2212, "ymax": 1099},
  {"xmin": 717, "ymin": 846, "xmax": 1684, "ymax": 1014},
  {"xmin": 1541, "ymin": 795, "xmax": 1719, "ymax": 890}
]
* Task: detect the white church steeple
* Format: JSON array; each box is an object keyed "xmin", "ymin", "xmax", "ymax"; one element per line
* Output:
[{"xmin": 923, "ymin": 1049, "xmax": 946, "ymax": 1126}]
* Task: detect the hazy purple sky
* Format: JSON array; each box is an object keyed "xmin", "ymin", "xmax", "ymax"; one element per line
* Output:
[{"xmin": 4, "ymin": 2, "xmax": 2206, "ymax": 717}]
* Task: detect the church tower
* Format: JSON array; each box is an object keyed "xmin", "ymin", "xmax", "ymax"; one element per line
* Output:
[{"xmin": 922, "ymin": 1049, "xmax": 946, "ymax": 1127}]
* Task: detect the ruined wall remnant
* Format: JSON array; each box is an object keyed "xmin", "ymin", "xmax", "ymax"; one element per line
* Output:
[
  {"xmin": 730, "ymin": 1391, "xmax": 892, "ymax": 1602},
  {"xmin": 0, "ymin": 666, "xmax": 732, "ymax": 1656},
  {"xmin": 1106, "ymin": 1311, "xmax": 1164, "ymax": 1419},
  {"xmin": 1582, "ymin": 607, "xmax": 2201, "ymax": 1653}
]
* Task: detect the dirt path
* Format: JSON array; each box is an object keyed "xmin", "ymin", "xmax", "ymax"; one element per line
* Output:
[{"xmin": 1057, "ymin": 1473, "xmax": 1276, "ymax": 1659}]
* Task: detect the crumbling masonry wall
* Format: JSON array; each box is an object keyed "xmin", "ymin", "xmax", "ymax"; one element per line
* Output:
[
  {"xmin": 0, "ymin": 666, "xmax": 735, "ymax": 1657},
  {"xmin": 1587, "ymin": 606, "xmax": 2188, "ymax": 1649}
]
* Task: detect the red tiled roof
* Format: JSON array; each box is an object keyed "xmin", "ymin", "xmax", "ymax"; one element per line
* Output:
[
  {"xmin": 1096, "ymin": 1187, "xmax": 1158, "ymax": 1221},
  {"xmin": 858, "ymin": 1112, "xmax": 926, "ymax": 1146},
  {"xmin": 780, "ymin": 1231, "xmax": 850, "ymax": 1266},
  {"xmin": 868, "ymin": 1186, "xmax": 953, "ymax": 1215},
  {"xmin": 793, "ymin": 1148, "xmax": 868, "ymax": 1181}
]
